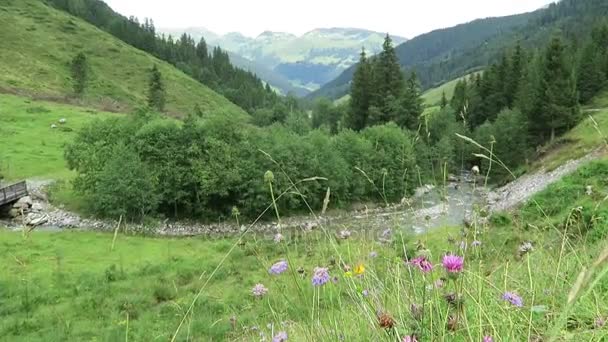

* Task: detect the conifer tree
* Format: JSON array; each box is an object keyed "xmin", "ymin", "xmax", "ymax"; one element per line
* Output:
[
  {"xmin": 505, "ymin": 43, "xmax": 524, "ymax": 108},
  {"xmin": 397, "ymin": 71, "xmax": 424, "ymax": 130},
  {"xmin": 537, "ymin": 36, "xmax": 579, "ymax": 142},
  {"xmin": 440, "ymin": 91, "xmax": 448, "ymax": 109},
  {"xmin": 369, "ymin": 34, "xmax": 405, "ymax": 125},
  {"xmin": 577, "ymin": 40, "xmax": 605, "ymax": 103},
  {"xmin": 70, "ymin": 52, "xmax": 88, "ymax": 96},
  {"xmin": 148, "ymin": 65, "xmax": 166, "ymax": 112},
  {"xmin": 348, "ymin": 48, "xmax": 372, "ymax": 130}
]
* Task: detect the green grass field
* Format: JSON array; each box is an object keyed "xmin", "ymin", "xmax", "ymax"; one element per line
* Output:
[
  {"xmin": 0, "ymin": 0, "xmax": 246, "ymax": 118},
  {"xmin": 2, "ymin": 159, "xmax": 608, "ymax": 341},
  {"xmin": 0, "ymin": 93, "xmax": 119, "ymax": 181}
]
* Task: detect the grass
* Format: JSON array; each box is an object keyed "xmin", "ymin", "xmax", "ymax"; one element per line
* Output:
[
  {"xmin": 0, "ymin": 93, "xmax": 118, "ymax": 181},
  {"xmin": 421, "ymin": 72, "xmax": 481, "ymax": 107},
  {"xmin": 2, "ymin": 159, "xmax": 608, "ymax": 341},
  {"xmin": 0, "ymin": 0, "xmax": 247, "ymax": 118}
]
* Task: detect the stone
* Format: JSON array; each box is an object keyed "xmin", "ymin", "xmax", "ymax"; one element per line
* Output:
[
  {"xmin": 59, "ymin": 118, "xmax": 67, "ymax": 124},
  {"xmin": 8, "ymin": 208, "xmax": 21, "ymax": 218},
  {"xmin": 471, "ymin": 165, "xmax": 480, "ymax": 175},
  {"xmin": 586, "ymin": 185, "xmax": 593, "ymax": 196},
  {"xmin": 51, "ymin": 124, "xmax": 57, "ymax": 129},
  {"xmin": 447, "ymin": 174, "xmax": 459, "ymax": 182},
  {"xmin": 25, "ymin": 213, "xmax": 49, "ymax": 226},
  {"xmin": 31, "ymin": 202, "xmax": 44, "ymax": 212},
  {"xmin": 13, "ymin": 196, "xmax": 32, "ymax": 209}
]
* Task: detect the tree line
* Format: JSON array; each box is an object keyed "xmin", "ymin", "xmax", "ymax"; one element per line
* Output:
[{"xmin": 47, "ymin": 0, "xmax": 282, "ymax": 113}]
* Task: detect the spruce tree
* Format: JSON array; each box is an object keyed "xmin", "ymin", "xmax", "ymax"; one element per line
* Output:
[
  {"xmin": 537, "ymin": 36, "xmax": 579, "ymax": 142},
  {"xmin": 440, "ymin": 91, "xmax": 448, "ymax": 109},
  {"xmin": 369, "ymin": 34, "xmax": 405, "ymax": 125},
  {"xmin": 577, "ymin": 40, "xmax": 605, "ymax": 103},
  {"xmin": 397, "ymin": 71, "xmax": 424, "ymax": 130},
  {"xmin": 148, "ymin": 65, "xmax": 166, "ymax": 112},
  {"xmin": 505, "ymin": 43, "xmax": 524, "ymax": 108},
  {"xmin": 348, "ymin": 48, "xmax": 372, "ymax": 130},
  {"xmin": 70, "ymin": 52, "xmax": 88, "ymax": 96}
]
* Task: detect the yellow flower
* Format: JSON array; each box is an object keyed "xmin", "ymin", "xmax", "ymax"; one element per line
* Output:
[
  {"xmin": 345, "ymin": 271, "xmax": 353, "ymax": 277},
  {"xmin": 354, "ymin": 263, "xmax": 365, "ymax": 275}
]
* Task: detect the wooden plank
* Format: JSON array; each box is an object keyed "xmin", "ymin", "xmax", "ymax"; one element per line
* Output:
[{"xmin": 0, "ymin": 181, "xmax": 28, "ymax": 206}]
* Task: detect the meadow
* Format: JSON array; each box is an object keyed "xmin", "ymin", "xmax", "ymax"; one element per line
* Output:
[{"xmin": 2, "ymin": 159, "xmax": 608, "ymax": 341}]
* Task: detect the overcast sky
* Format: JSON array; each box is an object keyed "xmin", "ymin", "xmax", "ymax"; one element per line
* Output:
[{"xmin": 104, "ymin": 0, "xmax": 556, "ymax": 38}]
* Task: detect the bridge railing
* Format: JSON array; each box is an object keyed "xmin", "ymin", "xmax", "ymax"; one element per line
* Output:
[{"xmin": 0, "ymin": 181, "xmax": 28, "ymax": 206}]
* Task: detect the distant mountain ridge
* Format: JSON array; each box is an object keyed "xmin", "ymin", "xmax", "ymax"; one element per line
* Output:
[
  {"xmin": 311, "ymin": 0, "xmax": 608, "ymax": 100},
  {"xmin": 160, "ymin": 27, "xmax": 407, "ymax": 94}
]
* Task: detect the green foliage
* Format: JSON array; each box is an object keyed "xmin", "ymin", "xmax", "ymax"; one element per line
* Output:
[
  {"xmin": 66, "ymin": 112, "xmax": 419, "ymax": 219},
  {"xmin": 147, "ymin": 65, "xmax": 166, "ymax": 112},
  {"xmin": 347, "ymin": 48, "xmax": 373, "ymax": 131},
  {"xmin": 69, "ymin": 52, "xmax": 88, "ymax": 95},
  {"xmin": 312, "ymin": 98, "xmax": 344, "ymax": 134}
]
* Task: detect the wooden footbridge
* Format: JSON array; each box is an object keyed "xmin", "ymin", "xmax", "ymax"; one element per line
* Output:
[{"xmin": 0, "ymin": 181, "xmax": 28, "ymax": 207}]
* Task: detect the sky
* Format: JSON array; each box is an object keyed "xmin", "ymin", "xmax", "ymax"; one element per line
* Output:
[{"xmin": 104, "ymin": 0, "xmax": 556, "ymax": 39}]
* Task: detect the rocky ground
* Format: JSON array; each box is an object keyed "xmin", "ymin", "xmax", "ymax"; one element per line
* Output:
[{"xmin": 486, "ymin": 148, "xmax": 605, "ymax": 213}]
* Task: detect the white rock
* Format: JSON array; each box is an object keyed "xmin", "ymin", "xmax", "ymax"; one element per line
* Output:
[
  {"xmin": 51, "ymin": 124, "xmax": 57, "ymax": 129},
  {"xmin": 59, "ymin": 118, "xmax": 67, "ymax": 124},
  {"xmin": 25, "ymin": 213, "xmax": 49, "ymax": 226},
  {"xmin": 13, "ymin": 196, "xmax": 33, "ymax": 209}
]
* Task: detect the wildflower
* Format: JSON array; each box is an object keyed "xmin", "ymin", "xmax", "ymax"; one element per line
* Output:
[
  {"xmin": 362, "ymin": 289, "xmax": 369, "ymax": 297},
  {"xmin": 377, "ymin": 311, "xmax": 395, "ymax": 329},
  {"xmin": 409, "ymin": 256, "xmax": 433, "ymax": 273},
  {"xmin": 344, "ymin": 271, "xmax": 353, "ymax": 277},
  {"xmin": 354, "ymin": 263, "xmax": 365, "ymax": 276},
  {"xmin": 472, "ymin": 240, "xmax": 482, "ymax": 247},
  {"xmin": 269, "ymin": 260, "xmax": 288, "ymax": 275},
  {"xmin": 447, "ymin": 315, "xmax": 458, "ymax": 331},
  {"xmin": 483, "ymin": 336, "xmax": 493, "ymax": 342},
  {"xmin": 312, "ymin": 267, "xmax": 330, "ymax": 286},
  {"xmin": 410, "ymin": 303, "xmax": 422, "ymax": 321},
  {"xmin": 369, "ymin": 251, "xmax": 378, "ymax": 258},
  {"xmin": 442, "ymin": 255, "xmax": 464, "ymax": 273},
  {"xmin": 459, "ymin": 241, "xmax": 468, "ymax": 251},
  {"xmin": 502, "ymin": 291, "xmax": 524, "ymax": 307},
  {"xmin": 272, "ymin": 331, "xmax": 288, "ymax": 342},
  {"xmin": 518, "ymin": 241, "xmax": 533, "ymax": 255},
  {"xmin": 381, "ymin": 228, "xmax": 392, "ymax": 238},
  {"xmin": 251, "ymin": 283, "xmax": 268, "ymax": 298},
  {"xmin": 273, "ymin": 233, "xmax": 284, "ymax": 243},
  {"xmin": 402, "ymin": 336, "xmax": 418, "ymax": 342},
  {"xmin": 339, "ymin": 230, "xmax": 351, "ymax": 239},
  {"xmin": 595, "ymin": 317, "xmax": 606, "ymax": 328}
]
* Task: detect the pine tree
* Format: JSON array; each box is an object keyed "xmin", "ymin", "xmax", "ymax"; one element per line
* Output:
[
  {"xmin": 577, "ymin": 40, "xmax": 605, "ymax": 103},
  {"xmin": 537, "ymin": 36, "xmax": 579, "ymax": 142},
  {"xmin": 505, "ymin": 43, "xmax": 524, "ymax": 108},
  {"xmin": 369, "ymin": 34, "xmax": 405, "ymax": 125},
  {"xmin": 397, "ymin": 71, "xmax": 424, "ymax": 130},
  {"xmin": 348, "ymin": 48, "xmax": 372, "ymax": 130},
  {"xmin": 70, "ymin": 52, "xmax": 88, "ymax": 96},
  {"xmin": 148, "ymin": 65, "xmax": 166, "ymax": 112},
  {"xmin": 450, "ymin": 79, "xmax": 468, "ymax": 118},
  {"xmin": 440, "ymin": 91, "xmax": 448, "ymax": 109}
]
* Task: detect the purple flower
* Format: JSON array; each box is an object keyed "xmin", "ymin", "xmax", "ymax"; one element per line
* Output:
[
  {"xmin": 409, "ymin": 256, "xmax": 433, "ymax": 273},
  {"xmin": 472, "ymin": 240, "xmax": 482, "ymax": 247},
  {"xmin": 251, "ymin": 283, "xmax": 268, "ymax": 297},
  {"xmin": 362, "ymin": 289, "xmax": 369, "ymax": 297},
  {"xmin": 269, "ymin": 260, "xmax": 288, "ymax": 275},
  {"xmin": 272, "ymin": 331, "xmax": 288, "ymax": 342},
  {"xmin": 483, "ymin": 336, "xmax": 493, "ymax": 342},
  {"xmin": 402, "ymin": 336, "xmax": 418, "ymax": 342},
  {"xmin": 369, "ymin": 251, "xmax": 378, "ymax": 258},
  {"xmin": 442, "ymin": 255, "xmax": 464, "ymax": 273},
  {"xmin": 312, "ymin": 267, "xmax": 330, "ymax": 286},
  {"xmin": 502, "ymin": 291, "xmax": 524, "ymax": 307},
  {"xmin": 273, "ymin": 233, "xmax": 284, "ymax": 243},
  {"xmin": 381, "ymin": 228, "xmax": 392, "ymax": 238}
]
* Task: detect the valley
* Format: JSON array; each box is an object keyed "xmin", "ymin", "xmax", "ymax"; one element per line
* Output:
[{"xmin": 2, "ymin": 0, "xmax": 608, "ymax": 341}]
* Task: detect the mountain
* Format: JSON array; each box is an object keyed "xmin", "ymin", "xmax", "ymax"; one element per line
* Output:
[
  {"xmin": 160, "ymin": 27, "xmax": 407, "ymax": 93},
  {"xmin": 0, "ymin": 0, "xmax": 246, "ymax": 118},
  {"xmin": 311, "ymin": 0, "xmax": 608, "ymax": 100}
]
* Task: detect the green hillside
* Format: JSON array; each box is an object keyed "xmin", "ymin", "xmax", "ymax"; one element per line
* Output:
[
  {"xmin": 421, "ymin": 72, "xmax": 481, "ymax": 106},
  {"xmin": 0, "ymin": 0, "xmax": 247, "ymax": 117},
  {"xmin": 0, "ymin": 94, "xmax": 119, "ymax": 181}
]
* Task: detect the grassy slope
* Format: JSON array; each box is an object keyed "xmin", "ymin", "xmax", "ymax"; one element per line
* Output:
[
  {"xmin": 533, "ymin": 89, "xmax": 608, "ymax": 171},
  {"xmin": 0, "ymin": 0, "xmax": 247, "ymax": 118},
  {"xmin": 0, "ymin": 94, "xmax": 118, "ymax": 181},
  {"xmin": 2, "ymin": 158, "xmax": 608, "ymax": 340}
]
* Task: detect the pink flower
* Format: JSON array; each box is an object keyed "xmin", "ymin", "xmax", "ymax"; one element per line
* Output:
[
  {"xmin": 402, "ymin": 336, "xmax": 418, "ymax": 342},
  {"xmin": 442, "ymin": 255, "xmax": 464, "ymax": 273},
  {"xmin": 409, "ymin": 256, "xmax": 433, "ymax": 273},
  {"xmin": 483, "ymin": 336, "xmax": 493, "ymax": 342}
]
